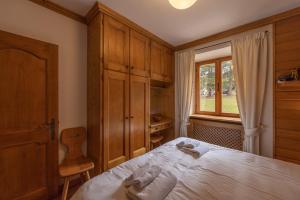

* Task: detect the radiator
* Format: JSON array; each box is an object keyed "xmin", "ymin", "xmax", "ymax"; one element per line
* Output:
[{"xmin": 189, "ymin": 120, "xmax": 243, "ymax": 150}]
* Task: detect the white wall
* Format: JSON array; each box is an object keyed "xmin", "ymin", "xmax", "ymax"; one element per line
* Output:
[{"xmin": 0, "ymin": 0, "xmax": 87, "ymax": 163}]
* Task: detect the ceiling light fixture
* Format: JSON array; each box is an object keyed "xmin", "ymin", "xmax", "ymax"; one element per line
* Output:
[{"xmin": 169, "ymin": 0, "xmax": 197, "ymax": 9}]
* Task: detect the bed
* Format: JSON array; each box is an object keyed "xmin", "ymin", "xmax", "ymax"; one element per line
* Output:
[{"xmin": 71, "ymin": 137, "xmax": 300, "ymax": 200}]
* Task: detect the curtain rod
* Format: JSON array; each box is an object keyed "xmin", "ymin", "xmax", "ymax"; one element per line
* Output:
[{"xmin": 195, "ymin": 30, "xmax": 269, "ymax": 52}]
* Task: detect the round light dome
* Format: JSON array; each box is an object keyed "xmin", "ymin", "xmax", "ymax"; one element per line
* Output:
[{"xmin": 168, "ymin": 0, "xmax": 198, "ymax": 9}]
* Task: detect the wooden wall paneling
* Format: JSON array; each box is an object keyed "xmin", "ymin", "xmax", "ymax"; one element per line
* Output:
[
  {"xmin": 272, "ymin": 23, "xmax": 276, "ymax": 158},
  {"xmin": 130, "ymin": 30, "xmax": 150, "ymax": 77},
  {"xmin": 0, "ymin": 30, "xmax": 58, "ymax": 199},
  {"xmin": 87, "ymin": 14, "xmax": 103, "ymax": 174},
  {"xmin": 130, "ymin": 75, "xmax": 150, "ymax": 158},
  {"xmin": 103, "ymin": 70, "xmax": 130, "ymax": 170},
  {"xmin": 274, "ymin": 15, "xmax": 300, "ymax": 164},
  {"xmin": 103, "ymin": 15, "xmax": 130, "ymax": 73}
]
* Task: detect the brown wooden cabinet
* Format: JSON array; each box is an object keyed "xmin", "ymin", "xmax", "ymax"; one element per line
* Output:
[
  {"xmin": 150, "ymin": 41, "xmax": 172, "ymax": 82},
  {"xmin": 103, "ymin": 15, "xmax": 130, "ymax": 73},
  {"xmin": 87, "ymin": 5, "xmax": 174, "ymax": 174},
  {"xmin": 130, "ymin": 30, "xmax": 150, "ymax": 77}
]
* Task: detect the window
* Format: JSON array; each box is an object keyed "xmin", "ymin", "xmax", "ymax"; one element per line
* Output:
[{"xmin": 195, "ymin": 57, "xmax": 239, "ymax": 117}]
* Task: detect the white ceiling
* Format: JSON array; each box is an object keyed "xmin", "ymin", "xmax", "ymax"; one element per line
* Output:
[{"xmin": 51, "ymin": 0, "xmax": 300, "ymax": 46}]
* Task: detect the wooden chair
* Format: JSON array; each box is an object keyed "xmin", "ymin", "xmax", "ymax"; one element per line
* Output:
[{"xmin": 59, "ymin": 127, "xmax": 94, "ymax": 200}]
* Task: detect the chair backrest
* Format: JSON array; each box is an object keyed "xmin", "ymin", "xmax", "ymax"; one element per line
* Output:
[{"xmin": 61, "ymin": 127, "xmax": 86, "ymax": 163}]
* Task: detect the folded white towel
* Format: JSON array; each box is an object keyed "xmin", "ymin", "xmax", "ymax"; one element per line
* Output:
[
  {"xmin": 124, "ymin": 164, "xmax": 162, "ymax": 190},
  {"xmin": 124, "ymin": 163, "xmax": 150, "ymax": 187},
  {"xmin": 133, "ymin": 165, "xmax": 161, "ymax": 189},
  {"xmin": 127, "ymin": 170, "xmax": 177, "ymax": 200},
  {"xmin": 176, "ymin": 141, "xmax": 194, "ymax": 149},
  {"xmin": 179, "ymin": 145, "xmax": 209, "ymax": 158}
]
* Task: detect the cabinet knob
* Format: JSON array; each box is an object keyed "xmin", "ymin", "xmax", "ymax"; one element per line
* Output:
[
  {"xmin": 130, "ymin": 116, "xmax": 134, "ymax": 118},
  {"xmin": 125, "ymin": 116, "xmax": 129, "ymax": 119},
  {"xmin": 131, "ymin": 66, "xmax": 134, "ymax": 69}
]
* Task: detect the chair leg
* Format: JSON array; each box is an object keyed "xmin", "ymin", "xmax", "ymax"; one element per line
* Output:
[
  {"xmin": 62, "ymin": 177, "xmax": 70, "ymax": 200},
  {"xmin": 80, "ymin": 173, "xmax": 86, "ymax": 183},
  {"xmin": 85, "ymin": 171, "xmax": 90, "ymax": 181}
]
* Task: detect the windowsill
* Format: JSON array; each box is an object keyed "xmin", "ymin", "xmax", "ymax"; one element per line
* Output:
[{"xmin": 190, "ymin": 114, "xmax": 242, "ymax": 125}]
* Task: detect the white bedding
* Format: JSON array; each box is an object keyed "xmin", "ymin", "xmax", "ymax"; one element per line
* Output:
[{"xmin": 71, "ymin": 137, "xmax": 300, "ymax": 200}]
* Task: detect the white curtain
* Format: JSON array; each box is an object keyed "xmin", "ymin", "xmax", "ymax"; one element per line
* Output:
[
  {"xmin": 175, "ymin": 50, "xmax": 195, "ymax": 137},
  {"xmin": 232, "ymin": 32, "xmax": 268, "ymax": 154}
]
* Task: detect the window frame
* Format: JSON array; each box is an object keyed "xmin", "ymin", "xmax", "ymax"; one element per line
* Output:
[{"xmin": 195, "ymin": 56, "xmax": 240, "ymax": 118}]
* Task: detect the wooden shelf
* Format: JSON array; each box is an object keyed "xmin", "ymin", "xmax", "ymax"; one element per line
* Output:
[
  {"xmin": 150, "ymin": 118, "xmax": 172, "ymax": 134},
  {"xmin": 277, "ymin": 80, "xmax": 300, "ymax": 91}
]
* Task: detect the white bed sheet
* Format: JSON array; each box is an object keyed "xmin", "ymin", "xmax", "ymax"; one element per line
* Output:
[{"xmin": 71, "ymin": 137, "xmax": 300, "ymax": 200}]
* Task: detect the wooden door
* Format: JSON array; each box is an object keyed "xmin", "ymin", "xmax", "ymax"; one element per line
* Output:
[
  {"xmin": 103, "ymin": 70, "xmax": 130, "ymax": 170},
  {"xmin": 162, "ymin": 47, "xmax": 172, "ymax": 82},
  {"xmin": 0, "ymin": 30, "xmax": 58, "ymax": 199},
  {"xmin": 130, "ymin": 75, "xmax": 150, "ymax": 158},
  {"xmin": 103, "ymin": 15, "xmax": 130, "ymax": 73},
  {"xmin": 150, "ymin": 41, "xmax": 164, "ymax": 81},
  {"xmin": 130, "ymin": 30, "xmax": 150, "ymax": 77}
]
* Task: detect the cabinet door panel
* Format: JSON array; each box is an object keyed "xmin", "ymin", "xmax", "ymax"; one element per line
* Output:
[
  {"xmin": 150, "ymin": 41, "xmax": 164, "ymax": 81},
  {"xmin": 104, "ymin": 15, "xmax": 130, "ymax": 73},
  {"xmin": 130, "ymin": 75, "xmax": 150, "ymax": 158},
  {"xmin": 130, "ymin": 30, "xmax": 150, "ymax": 77},
  {"xmin": 103, "ymin": 70, "xmax": 129, "ymax": 170},
  {"xmin": 163, "ymin": 48, "xmax": 172, "ymax": 82}
]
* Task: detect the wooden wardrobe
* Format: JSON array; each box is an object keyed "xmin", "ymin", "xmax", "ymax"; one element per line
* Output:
[{"xmin": 87, "ymin": 3, "xmax": 174, "ymax": 174}]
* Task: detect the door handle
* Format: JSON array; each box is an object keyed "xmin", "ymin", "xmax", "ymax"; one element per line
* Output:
[
  {"xmin": 49, "ymin": 118, "xmax": 55, "ymax": 140},
  {"xmin": 40, "ymin": 119, "xmax": 55, "ymax": 140}
]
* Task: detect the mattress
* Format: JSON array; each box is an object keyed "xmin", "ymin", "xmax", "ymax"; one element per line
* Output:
[{"xmin": 71, "ymin": 137, "xmax": 300, "ymax": 200}]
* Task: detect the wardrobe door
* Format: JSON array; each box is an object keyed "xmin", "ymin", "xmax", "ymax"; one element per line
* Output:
[
  {"xmin": 130, "ymin": 75, "xmax": 150, "ymax": 158},
  {"xmin": 103, "ymin": 15, "xmax": 130, "ymax": 73},
  {"xmin": 103, "ymin": 70, "xmax": 130, "ymax": 170},
  {"xmin": 130, "ymin": 30, "xmax": 150, "ymax": 77},
  {"xmin": 150, "ymin": 41, "xmax": 164, "ymax": 81},
  {"xmin": 162, "ymin": 47, "xmax": 172, "ymax": 82}
]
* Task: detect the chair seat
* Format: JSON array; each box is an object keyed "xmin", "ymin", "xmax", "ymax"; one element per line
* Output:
[{"xmin": 59, "ymin": 157, "xmax": 94, "ymax": 177}]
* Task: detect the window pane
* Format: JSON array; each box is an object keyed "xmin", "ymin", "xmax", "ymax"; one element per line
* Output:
[
  {"xmin": 221, "ymin": 60, "xmax": 239, "ymax": 114},
  {"xmin": 199, "ymin": 63, "xmax": 215, "ymax": 112}
]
